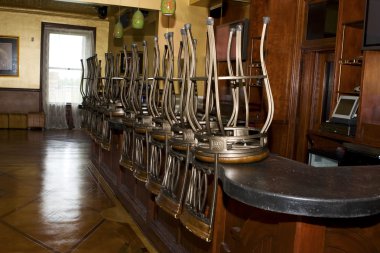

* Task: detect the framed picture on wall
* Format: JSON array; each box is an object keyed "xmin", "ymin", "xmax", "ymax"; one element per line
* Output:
[
  {"xmin": 120, "ymin": 51, "xmax": 143, "ymax": 75},
  {"xmin": 215, "ymin": 19, "xmax": 249, "ymax": 62},
  {"xmin": 0, "ymin": 36, "xmax": 19, "ymax": 76}
]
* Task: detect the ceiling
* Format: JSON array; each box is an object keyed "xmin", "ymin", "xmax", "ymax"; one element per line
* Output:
[
  {"xmin": 0, "ymin": 0, "xmax": 157, "ymax": 34},
  {"xmin": 0, "ymin": 0, "xmax": 125, "ymax": 19}
]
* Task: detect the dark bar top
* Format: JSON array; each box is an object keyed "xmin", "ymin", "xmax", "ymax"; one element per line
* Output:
[
  {"xmin": 108, "ymin": 119, "xmax": 380, "ymax": 218},
  {"xmin": 220, "ymin": 155, "xmax": 380, "ymax": 218}
]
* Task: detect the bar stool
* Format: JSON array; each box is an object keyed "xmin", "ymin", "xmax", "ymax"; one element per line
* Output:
[
  {"xmin": 132, "ymin": 42, "xmax": 154, "ymax": 182},
  {"xmin": 146, "ymin": 37, "xmax": 171, "ymax": 195},
  {"xmin": 156, "ymin": 27, "xmax": 208, "ymax": 218},
  {"xmin": 80, "ymin": 57, "xmax": 93, "ymax": 131},
  {"xmin": 89, "ymin": 56, "xmax": 105, "ymax": 144},
  {"xmin": 100, "ymin": 52, "xmax": 115, "ymax": 151},
  {"xmin": 120, "ymin": 44, "xmax": 136, "ymax": 172},
  {"xmin": 180, "ymin": 17, "xmax": 273, "ymax": 242}
]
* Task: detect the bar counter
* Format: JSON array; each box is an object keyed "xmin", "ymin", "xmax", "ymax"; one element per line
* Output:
[
  {"xmin": 91, "ymin": 119, "xmax": 380, "ymax": 253},
  {"xmin": 221, "ymin": 156, "xmax": 380, "ymax": 218}
]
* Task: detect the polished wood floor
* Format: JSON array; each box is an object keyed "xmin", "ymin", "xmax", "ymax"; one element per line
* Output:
[{"xmin": 0, "ymin": 130, "xmax": 156, "ymax": 253}]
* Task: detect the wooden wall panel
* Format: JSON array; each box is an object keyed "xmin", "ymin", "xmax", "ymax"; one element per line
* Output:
[
  {"xmin": 213, "ymin": 1, "xmax": 252, "ymax": 123},
  {"xmin": 340, "ymin": 0, "xmax": 365, "ymax": 23},
  {"xmin": 0, "ymin": 89, "xmax": 40, "ymax": 113},
  {"xmin": 268, "ymin": 122, "xmax": 290, "ymax": 155},
  {"xmin": 293, "ymin": 52, "xmax": 316, "ymax": 162},
  {"xmin": 324, "ymin": 215, "xmax": 380, "ymax": 253},
  {"xmin": 357, "ymin": 51, "xmax": 380, "ymax": 146},
  {"xmin": 262, "ymin": 1, "xmax": 301, "ymax": 121},
  {"xmin": 222, "ymin": 197, "xmax": 298, "ymax": 253},
  {"xmin": 249, "ymin": 0, "xmax": 305, "ymax": 158},
  {"xmin": 360, "ymin": 51, "xmax": 380, "ymax": 125},
  {"xmin": 293, "ymin": 222, "xmax": 325, "ymax": 253}
]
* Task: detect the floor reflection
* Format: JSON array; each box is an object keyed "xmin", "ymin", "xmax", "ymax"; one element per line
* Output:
[{"xmin": 0, "ymin": 130, "xmax": 153, "ymax": 253}]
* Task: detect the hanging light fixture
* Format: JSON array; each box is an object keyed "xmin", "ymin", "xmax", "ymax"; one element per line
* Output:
[
  {"xmin": 161, "ymin": 0, "xmax": 176, "ymax": 16},
  {"xmin": 132, "ymin": 8, "xmax": 144, "ymax": 29},
  {"xmin": 114, "ymin": 4, "xmax": 123, "ymax": 38}
]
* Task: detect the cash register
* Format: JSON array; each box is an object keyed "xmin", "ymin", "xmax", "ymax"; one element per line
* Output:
[{"xmin": 320, "ymin": 95, "xmax": 359, "ymax": 136}]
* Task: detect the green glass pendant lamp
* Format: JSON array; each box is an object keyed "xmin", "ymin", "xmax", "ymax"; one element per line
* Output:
[
  {"xmin": 114, "ymin": 21, "xmax": 123, "ymax": 38},
  {"xmin": 161, "ymin": 0, "xmax": 176, "ymax": 16},
  {"xmin": 114, "ymin": 4, "xmax": 123, "ymax": 38},
  {"xmin": 132, "ymin": 9, "xmax": 144, "ymax": 29}
]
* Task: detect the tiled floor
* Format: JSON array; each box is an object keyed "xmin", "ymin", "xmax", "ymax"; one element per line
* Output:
[{"xmin": 0, "ymin": 130, "xmax": 156, "ymax": 253}]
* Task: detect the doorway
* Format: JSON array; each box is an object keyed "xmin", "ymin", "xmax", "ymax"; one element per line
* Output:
[
  {"xmin": 41, "ymin": 23, "xmax": 95, "ymax": 129},
  {"xmin": 293, "ymin": 50, "xmax": 335, "ymax": 162}
]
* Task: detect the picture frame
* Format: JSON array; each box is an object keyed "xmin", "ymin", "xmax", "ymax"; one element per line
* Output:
[
  {"xmin": 120, "ymin": 50, "xmax": 143, "ymax": 75},
  {"xmin": 0, "ymin": 36, "xmax": 19, "ymax": 76},
  {"xmin": 215, "ymin": 19, "xmax": 249, "ymax": 62}
]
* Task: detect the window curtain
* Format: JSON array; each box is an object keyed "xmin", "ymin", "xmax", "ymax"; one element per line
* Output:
[{"xmin": 42, "ymin": 25, "xmax": 94, "ymax": 129}]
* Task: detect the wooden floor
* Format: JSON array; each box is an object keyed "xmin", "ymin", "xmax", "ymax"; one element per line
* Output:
[{"xmin": 0, "ymin": 129, "xmax": 156, "ymax": 253}]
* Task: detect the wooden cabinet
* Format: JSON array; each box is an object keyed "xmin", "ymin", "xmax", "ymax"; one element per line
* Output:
[
  {"xmin": 309, "ymin": 0, "xmax": 380, "ymax": 158},
  {"xmin": 336, "ymin": 21, "xmax": 363, "ymax": 96},
  {"xmin": 332, "ymin": 0, "xmax": 380, "ymax": 147},
  {"xmin": 357, "ymin": 51, "xmax": 380, "ymax": 147},
  {"xmin": 333, "ymin": 0, "xmax": 365, "ymax": 117}
]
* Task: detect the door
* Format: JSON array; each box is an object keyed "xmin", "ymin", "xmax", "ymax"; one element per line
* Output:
[{"xmin": 293, "ymin": 50, "xmax": 335, "ymax": 162}]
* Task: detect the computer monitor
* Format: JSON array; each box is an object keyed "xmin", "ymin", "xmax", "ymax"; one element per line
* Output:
[{"xmin": 331, "ymin": 95, "xmax": 359, "ymax": 124}]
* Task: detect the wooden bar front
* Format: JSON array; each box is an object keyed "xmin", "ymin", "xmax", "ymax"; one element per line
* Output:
[{"xmin": 89, "ymin": 124, "xmax": 380, "ymax": 253}]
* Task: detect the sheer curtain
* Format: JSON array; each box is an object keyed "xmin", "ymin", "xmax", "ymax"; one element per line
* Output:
[{"xmin": 42, "ymin": 24, "xmax": 94, "ymax": 129}]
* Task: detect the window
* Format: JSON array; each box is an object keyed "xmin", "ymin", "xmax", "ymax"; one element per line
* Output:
[
  {"xmin": 48, "ymin": 34, "xmax": 85, "ymax": 104},
  {"xmin": 41, "ymin": 23, "xmax": 95, "ymax": 129}
]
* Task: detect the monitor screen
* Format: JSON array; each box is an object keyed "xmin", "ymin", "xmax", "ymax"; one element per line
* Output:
[
  {"xmin": 306, "ymin": 0, "xmax": 338, "ymax": 40},
  {"xmin": 363, "ymin": 0, "xmax": 380, "ymax": 50},
  {"xmin": 331, "ymin": 95, "xmax": 359, "ymax": 120}
]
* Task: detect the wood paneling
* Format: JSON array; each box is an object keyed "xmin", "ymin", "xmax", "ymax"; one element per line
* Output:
[
  {"xmin": 222, "ymin": 198, "xmax": 298, "ymax": 253},
  {"xmin": 92, "ymin": 126, "xmax": 380, "ymax": 253},
  {"xmin": 0, "ymin": 89, "xmax": 40, "ymax": 113},
  {"xmin": 293, "ymin": 51, "xmax": 335, "ymax": 162},
  {"xmin": 293, "ymin": 221, "xmax": 325, "ymax": 253},
  {"xmin": 360, "ymin": 51, "xmax": 380, "ymax": 125},
  {"xmin": 340, "ymin": 0, "xmax": 365, "ymax": 23},
  {"xmin": 249, "ymin": 0, "xmax": 304, "ymax": 158},
  {"xmin": 294, "ymin": 52, "xmax": 316, "ymax": 162},
  {"xmin": 356, "ymin": 52, "xmax": 380, "ymax": 146},
  {"xmin": 268, "ymin": 121, "xmax": 289, "ymax": 155},
  {"xmin": 312, "ymin": 0, "xmax": 380, "ymax": 149},
  {"xmin": 262, "ymin": 0, "xmax": 302, "ymax": 120}
]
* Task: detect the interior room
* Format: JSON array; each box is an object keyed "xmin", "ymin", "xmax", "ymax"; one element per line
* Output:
[{"xmin": 0, "ymin": 0, "xmax": 380, "ymax": 252}]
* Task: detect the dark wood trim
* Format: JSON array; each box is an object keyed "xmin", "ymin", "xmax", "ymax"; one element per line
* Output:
[
  {"xmin": 285, "ymin": 0, "xmax": 306, "ymax": 159},
  {"xmin": 0, "ymin": 88, "xmax": 40, "ymax": 92},
  {"xmin": 301, "ymin": 0, "xmax": 338, "ymax": 50},
  {"xmin": 41, "ymin": 22, "xmax": 97, "ymax": 49},
  {"xmin": 301, "ymin": 37, "xmax": 336, "ymax": 50}
]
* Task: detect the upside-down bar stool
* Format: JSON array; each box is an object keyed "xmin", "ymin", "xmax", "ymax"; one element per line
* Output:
[
  {"xmin": 89, "ymin": 55, "xmax": 106, "ymax": 144},
  {"xmin": 80, "ymin": 57, "xmax": 94, "ymax": 131},
  {"xmin": 133, "ymin": 41, "xmax": 154, "ymax": 182},
  {"xmin": 79, "ymin": 58, "xmax": 87, "ymax": 129},
  {"xmin": 180, "ymin": 17, "xmax": 273, "ymax": 242},
  {"xmin": 155, "ymin": 31, "xmax": 189, "ymax": 216},
  {"xmin": 146, "ymin": 37, "xmax": 171, "ymax": 195},
  {"xmin": 156, "ymin": 26, "xmax": 209, "ymax": 218},
  {"xmin": 85, "ymin": 56, "xmax": 97, "ymax": 135},
  {"xmin": 100, "ymin": 53, "xmax": 115, "ymax": 150},
  {"xmin": 120, "ymin": 44, "xmax": 136, "ymax": 172},
  {"xmin": 100, "ymin": 52, "xmax": 125, "ymax": 151}
]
